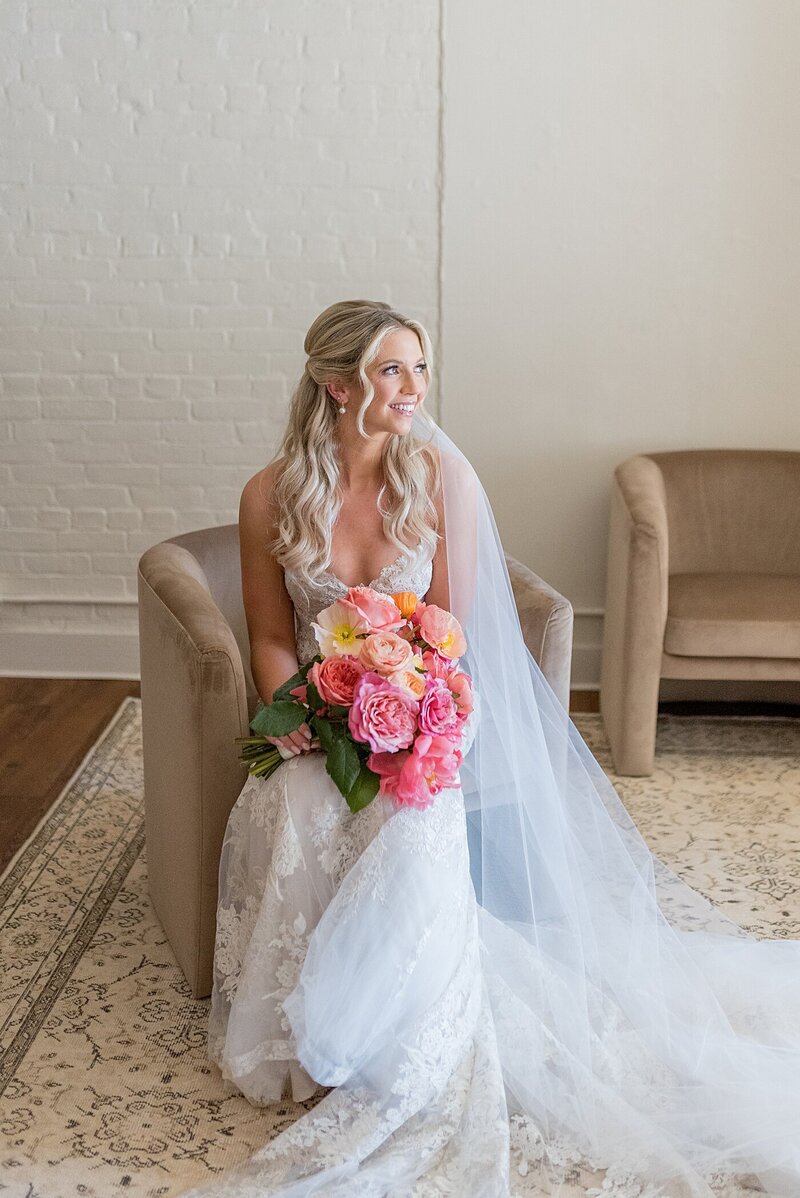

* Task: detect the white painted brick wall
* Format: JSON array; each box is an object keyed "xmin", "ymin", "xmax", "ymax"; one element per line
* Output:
[{"xmin": 0, "ymin": 1, "xmax": 442, "ymax": 675}]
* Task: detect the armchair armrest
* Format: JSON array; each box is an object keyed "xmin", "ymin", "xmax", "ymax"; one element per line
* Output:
[
  {"xmin": 137, "ymin": 541, "xmax": 249, "ymax": 996},
  {"xmin": 600, "ymin": 455, "xmax": 669, "ymax": 775},
  {"xmin": 505, "ymin": 553, "xmax": 574, "ymax": 711}
]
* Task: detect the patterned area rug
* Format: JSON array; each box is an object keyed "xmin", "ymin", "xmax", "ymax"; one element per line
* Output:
[{"xmin": 1, "ymin": 699, "xmax": 799, "ymax": 1197}]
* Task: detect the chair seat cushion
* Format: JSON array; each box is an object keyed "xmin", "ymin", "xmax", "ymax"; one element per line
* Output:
[{"xmin": 665, "ymin": 573, "xmax": 800, "ymax": 658}]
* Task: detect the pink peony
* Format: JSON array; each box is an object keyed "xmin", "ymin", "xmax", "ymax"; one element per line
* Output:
[
  {"xmin": 419, "ymin": 605, "xmax": 466, "ymax": 660},
  {"xmin": 418, "ymin": 676, "xmax": 460, "ymax": 737},
  {"xmin": 446, "ymin": 669, "xmax": 474, "ymax": 721},
  {"xmin": 348, "ymin": 671, "xmax": 419, "ymax": 752},
  {"xmin": 308, "ymin": 654, "xmax": 365, "ymax": 706},
  {"xmin": 368, "ymin": 734, "xmax": 462, "ymax": 809},
  {"xmin": 345, "ymin": 586, "xmax": 405, "ymax": 634},
  {"xmin": 359, "ymin": 631, "xmax": 414, "ymax": 676}
]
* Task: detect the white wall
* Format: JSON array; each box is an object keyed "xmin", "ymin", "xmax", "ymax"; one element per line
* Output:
[
  {"xmin": 4, "ymin": 2, "xmax": 800, "ymax": 687},
  {"xmin": 0, "ymin": 1, "xmax": 441, "ymax": 676},
  {"xmin": 441, "ymin": 0, "xmax": 800, "ymax": 685}
]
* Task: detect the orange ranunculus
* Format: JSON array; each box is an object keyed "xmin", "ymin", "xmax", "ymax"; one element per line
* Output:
[
  {"xmin": 388, "ymin": 665, "xmax": 426, "ymax": 699},
  {"xmin": 391, "ymin": 591, "xmax": 418, "ymax": 619}
]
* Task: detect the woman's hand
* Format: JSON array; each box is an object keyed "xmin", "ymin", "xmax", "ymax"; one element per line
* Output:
[{"xmin": 267, "ymin": 721, "xmax": 320, "ymax": 757}]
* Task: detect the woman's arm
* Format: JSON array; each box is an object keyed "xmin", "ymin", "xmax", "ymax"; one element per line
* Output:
[{"xmin": 239, "ymin": 463, "xmax": 313, "ymax": 756}]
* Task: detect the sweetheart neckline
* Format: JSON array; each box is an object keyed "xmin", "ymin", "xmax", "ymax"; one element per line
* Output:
[{"xmin": 319, "ymin": 547, "xmax": 413, "ymax": 592}]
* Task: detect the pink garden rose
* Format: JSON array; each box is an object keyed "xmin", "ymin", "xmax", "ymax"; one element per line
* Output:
[
  {"xmin": 446, "ymin": 669, "xmax": 474, "ymax": 721},
  {"xmin": 308, "ymin": 654, "xmax": 365, "ymax": 706},
  {"xmin": 368, "ymin": 734, "xmax": 463, "ymax": 809},
  {"xmin": 418, "ymin": 676, "xmax": 460, "ymax": 737},
  {"xmin": 359, "ymin": 631, "xmax": 414, "ymax": 676},
  {"xmin": 348, "ymin": 671, "xmax": 419, "ymax": 753},
  {"xmin": 409, "ymin": 598, "xmax": 427, "ymax": 628},
  {"xmin": 345, "ymin": 586, "xmax": 405, "ymax": 634},
  {"xmin": 419, "ymin": 604, "xmax": 466, "ymax": 660},
  {"xmin": 421, "ymin": 648, "xmax": 452, "ymax": 680}
]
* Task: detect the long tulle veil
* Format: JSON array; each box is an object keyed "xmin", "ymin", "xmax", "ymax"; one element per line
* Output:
[{"xmin": 431, "ymin": 413, "xmax": 800, "ymax": 1195}]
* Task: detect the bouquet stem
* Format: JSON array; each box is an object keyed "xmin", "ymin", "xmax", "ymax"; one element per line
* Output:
[{"xmin": 235, "ymin": 736, "xmax": 282, "ymax": 779}]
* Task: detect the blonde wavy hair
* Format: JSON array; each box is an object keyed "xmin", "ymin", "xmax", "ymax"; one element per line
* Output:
[{"xmin": 268, "ymin": 300, "xmax": 441, "ymax": 590}]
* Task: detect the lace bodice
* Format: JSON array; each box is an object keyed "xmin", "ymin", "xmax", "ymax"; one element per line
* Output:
[{"xmin": 284, "ymin": 544, "xmax": 434, "ymax": 666}]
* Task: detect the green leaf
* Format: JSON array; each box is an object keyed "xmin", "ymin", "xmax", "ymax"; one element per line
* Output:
[
  {"xmin": 305, "ymin": 679, "xmax": 323, "ymax": 712},
  {"xmin": 251, "ymin": 700, "xmax": 307, "ymax": 737},
  {"xmin": 327, "ymin": 703, "xmax": 350, "ymax": 720},
  {"xmin": 346, "ymin": 763, "xmax": 381, "ymax": 813},
  {"xmin": 325, "ymin": 736, "xmax": 361, "ymax": 799},
  {"xmin": 312, "ymin": 716, "xmax": 336, "ymax": 753},
  {"xmin": 271, "ymin": 670, "xmax": 305, "ymax": 703}
]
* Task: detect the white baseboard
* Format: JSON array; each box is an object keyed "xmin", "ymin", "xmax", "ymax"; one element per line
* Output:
[{"xmin": 0, "ymin": 629, "xmax": 141, "ymax": 679}]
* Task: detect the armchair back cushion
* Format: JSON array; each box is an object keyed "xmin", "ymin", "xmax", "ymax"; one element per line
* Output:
[{"xmin": 654, "ymin": 450, "xmax": 800, "ymax": 576}]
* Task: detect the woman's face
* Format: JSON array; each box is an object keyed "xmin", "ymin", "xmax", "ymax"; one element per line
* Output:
[{"xmin": 354, "ymin": 327, "xmax": 429, "ymax": 436}]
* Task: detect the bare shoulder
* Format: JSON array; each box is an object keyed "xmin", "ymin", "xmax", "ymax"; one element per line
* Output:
[
  {"xmin": 239, "ymin": 457, "xmax": 286, "ymax": 533},
  {"xmin": 436, "ymin": 444, "xmax": 475, "ymax": 483}
]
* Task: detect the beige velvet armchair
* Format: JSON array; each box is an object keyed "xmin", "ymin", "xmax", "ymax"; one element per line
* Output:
[
  {"xmin": 600, "ymin": 449, "xmax": 800, "ymax": 777},
  {"xmin": 138, "ymin": 525, "xmax": 574, "ymax": 998}
]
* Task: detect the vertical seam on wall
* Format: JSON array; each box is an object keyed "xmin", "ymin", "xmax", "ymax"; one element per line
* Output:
[{"xmin": 436, "ymin": 0, "xmax": 446, "ymax": 427}]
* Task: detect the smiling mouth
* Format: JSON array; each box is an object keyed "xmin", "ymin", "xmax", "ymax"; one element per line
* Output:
[{"xmin": 389, "ymin": 403, "xmax": 416, "ymax": 414}]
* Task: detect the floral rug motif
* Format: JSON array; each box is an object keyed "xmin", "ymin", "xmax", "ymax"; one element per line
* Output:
[
  {"xmin": 0, "ymin": 699, "xmax": 798, "ymax": 1197},
  {"xmin": 0, "ymin": 699, "xmax": 318, "ymax": 1198}
]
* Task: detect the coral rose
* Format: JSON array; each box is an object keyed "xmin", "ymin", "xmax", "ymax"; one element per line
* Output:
[
  {"xmin": 348, "ymin": 671, "xmax": 419, "ymax": 753},
  {"xmin": 418, "ymin": 677, "xmax": 460, "ymax": 737},
  {"xmin": 359, "ymin": 631, "xmax": 414, "ymax": 676},
  {"xmin": 308, "ymin": 654, "xmax": 365, "ymax": 706},
  {"xmin": 419, "ymin": 605, "xmax": 466, "ymax": 660},
  {"xmin": 421, "ymin": 649, "xmax": 452, "ymax": 680},
  {"xmin": 344, "ymin": 586, "xmax": 404, "ymax": 634}
]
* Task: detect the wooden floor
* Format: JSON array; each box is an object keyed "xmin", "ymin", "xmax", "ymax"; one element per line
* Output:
[{"xmin": 0, "ymin": 678, "xmax": 141, "ymax": 875}]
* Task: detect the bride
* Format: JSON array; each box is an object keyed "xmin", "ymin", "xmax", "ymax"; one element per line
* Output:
[{"xmin": 183, "ymin": 300, "xmax": 800, "ymax": 1197}]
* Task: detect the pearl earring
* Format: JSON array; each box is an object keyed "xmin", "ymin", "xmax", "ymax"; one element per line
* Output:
[{"xmin": 338, "ymin": 405, "xmax": 346, "ymax": 414}]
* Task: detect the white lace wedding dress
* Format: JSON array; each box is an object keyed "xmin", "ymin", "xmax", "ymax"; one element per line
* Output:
[
  {"xmin": 182, "ymin": 545, "xmax": 800, "ymax": 1198},
  {"xmin": 189, "ymin": 547, "xmax": 521, "ymax": 1196}
]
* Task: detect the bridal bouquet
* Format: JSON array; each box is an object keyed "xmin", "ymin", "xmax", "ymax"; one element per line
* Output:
[{"xmin": 236, "ymin": 586, "xmax": 474, "ymax": 813}]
